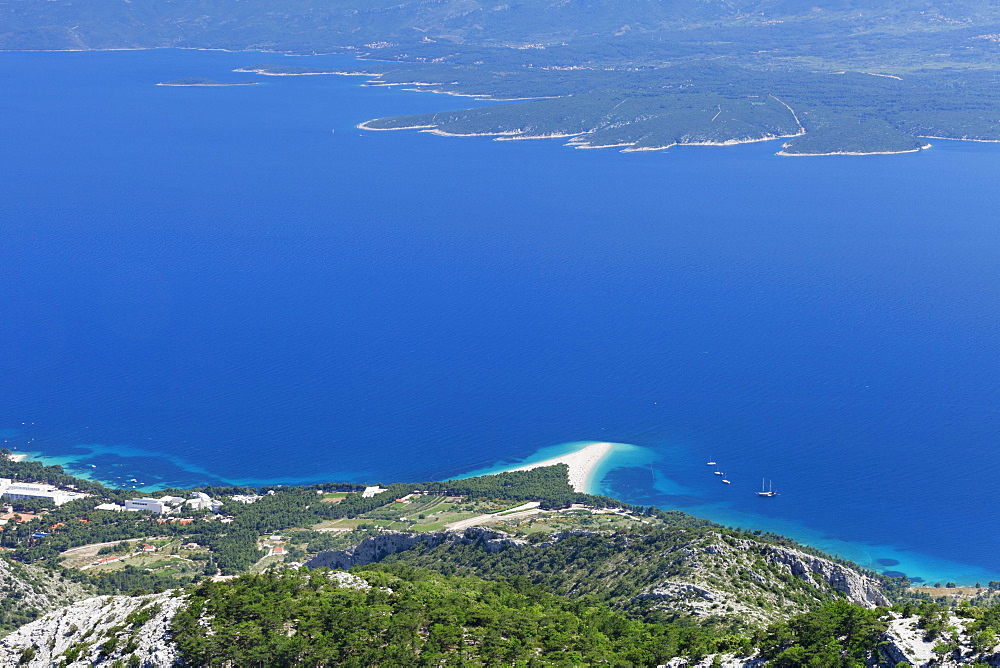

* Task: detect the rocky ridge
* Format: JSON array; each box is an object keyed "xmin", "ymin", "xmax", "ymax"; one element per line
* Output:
[
  {"xmin": 0, "ymin": 556, "xmax": 94, "ymax": 635},
  {"xmin": 306, "ymin": 526, "xmax": 890, "ymax": 627},
  {"xmin": 639, "ymin": 532, "xmax": 890, "ymax": 626},
  {"xmin": 0, "ymin": 570, "xmax": 383, "ymax": 668},
  {"xmin": 0, "ymin": 591, "xmax": 183, "ymax": 667},
  {"xmin": 5, "ymin": 528, "xmax": 1000, "ymax": 666}
]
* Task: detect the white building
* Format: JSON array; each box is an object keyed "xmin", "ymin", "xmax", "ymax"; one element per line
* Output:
[
  {"xmin": 362, "ymin": 486, "xmax": 388, "ymax": 498},
  {"xmin": 124, "ymin": 498, "xmax": 169, "ymax": 514},
  {"xmin": 94, "ymin": 503, "xmax": 126, "ymax": 512},
  {"xmin": 124, "ymin": 495, "xmax": 187, "ymax": 515},
  {"xmin": 229, "ymin": 494, "xmax": 262, "ymax": 504},
  {"xmin": 0, "ymin": 479, "xmax": 88, "ymax": 506},
  {"xmin": 186, "ymin": 492, "xmax": 223, "ymax": 513}
]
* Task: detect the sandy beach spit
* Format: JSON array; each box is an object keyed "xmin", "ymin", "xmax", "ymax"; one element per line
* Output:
[{"xmin": 506, "ymin": 442, "xmax": 617, "ymax": 493}]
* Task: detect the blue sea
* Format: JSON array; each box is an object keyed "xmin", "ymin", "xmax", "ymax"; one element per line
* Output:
[{"xmin": 2, "ymin": 49, "xmax": 999, "ymax": 585}]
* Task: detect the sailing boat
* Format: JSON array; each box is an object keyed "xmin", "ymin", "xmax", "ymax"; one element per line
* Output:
[
  {"xmin": 706, "ymin": 458, "xmax": 717, "ymax": 466},
  {"xmin": 756, "ymin": 479, "xmax": 777, "ymax": 497}
]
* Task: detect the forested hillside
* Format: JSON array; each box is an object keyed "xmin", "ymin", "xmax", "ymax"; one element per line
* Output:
[{"xmin": 0, "ymin": 455, "xmax": 999, "ymax": 664}]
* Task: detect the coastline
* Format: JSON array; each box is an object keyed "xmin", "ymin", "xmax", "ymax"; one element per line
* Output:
[
  {"xmin": 156, "ymin": 82, "xmax": 258, "ymax": 87},
  {"xmin": 672, "ymin": 497, "xmax": 1000, "ymax": 587},
  {"xmin": 494, "ymin": 132, "xmax": 584, "ymax": 141},
  {"xmin": 12, "ymin": 436, "xmax": 1000, "ymax": 586},
  {"xmin": 421, "ymin": 128, "xmax": 521, "ymax": 138},
  {"xmin": 505, "ymin": 441, "xmax": 618, "ymax": 493},
  {"xmin": 355, "ymin": 120, "xmax": 437, "ymax": 131},
  {"xmin": 233, "ymin": 67, "xmax": 382, "ymax": 77},
  {"xmin": 457, "ymin": 441, "xmax": 640, "ymax": 494},
  {"xmin": 776, "ymin": 143, "xmax": 931, "ymax": 157},
  {"xmin": 921, "ymin": 135, "xmax": 1000, "ymax": 143}
]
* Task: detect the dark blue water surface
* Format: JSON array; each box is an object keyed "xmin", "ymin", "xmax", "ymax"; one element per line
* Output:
[{"xmin": 2, "ymin": 49, "xmax": 1000, "ymax": 583}]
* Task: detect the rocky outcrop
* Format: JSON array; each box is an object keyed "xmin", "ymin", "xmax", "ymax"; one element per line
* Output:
[
  {"xmin": 634, "ymin": 532, "xmax": 891, "ymax": 627},
  {"xmin": 662, "ymin": 655, "xmax": 766, "ymax": 667},
  {"xmin": 636, "ymin": 581, "xmax": 720, "ymax": 604},
  {"xmin": 871, "ymin": 613, "xmax": 1000, "ymax": 667},
  {"xmin": 0, "ymin": 557, "xmax": 94, "ymax": 634},
  {"xmin": 877, "ymin": 614, "xmax": 948, "ymax": 667},
  {"xmin": 0, "ymin": 591, "xmax": 184, "ymax": 667},
  {"xmin": 324, "ymin": 570, "xmax": 372, "ymax": 590},
  {"xmin": 305, "ymin": 527, "xmax": 527, "ymax": 570},
  {"xmin": 762, "ymin": 544, "xmax": 890, "ymax": 608},
  {"xmin": 0, "ymin": 570, "xmax": 387, "ymax": 667}
]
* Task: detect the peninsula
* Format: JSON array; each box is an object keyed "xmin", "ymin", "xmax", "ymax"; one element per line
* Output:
[{"xmin": 504, "ymin": 441, "xmax": 618, "ymax": 493}]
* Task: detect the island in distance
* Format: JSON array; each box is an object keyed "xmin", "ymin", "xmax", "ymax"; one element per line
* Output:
[
  {"xmin": 157, "ymin": 77, "xmax": 258, "ymax": 87},
  {"xmin": 240, "ymin": 63, "xmax": 998, "ymax": 156}
]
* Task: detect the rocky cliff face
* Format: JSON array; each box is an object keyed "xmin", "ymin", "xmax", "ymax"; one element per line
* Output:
[
  {"xmin": 0, "ymin": 591, "xmax": 184, "ymax": 668},
  {"xmin": 636, "ymin": 532, "xmax": 889, "ymax": 626},
  {"xmin": 764, "ymin": 543, "xmax": 889, "ymax": 607},
  {"xmin": 305, "ymin": 526, "xmax": 527, "ymax": 570}
]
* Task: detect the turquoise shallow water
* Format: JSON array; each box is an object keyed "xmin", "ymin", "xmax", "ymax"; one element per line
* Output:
[{"xmin": 2, "ymin": 49, "xmax": 1000, "ymax": 585}]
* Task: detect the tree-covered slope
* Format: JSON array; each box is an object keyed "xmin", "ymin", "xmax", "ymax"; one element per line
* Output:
[
  {"xmin": 315, "ymin": 526, "xmax": 893, "ymax": 629},
  {"xmin": 170, "ymin": 566, "xmax": 729, "ymax": 666},
  {"xmin": 0, "ymin": 454, "xmax": 992, "ymax": 665},
  {"xmin": 353, "ymin": 63, "xmax": 1000, "ymax": 154},
  {"xmin": 6, "ymin": 566, "xmax": 1000, "ymax": 666}
]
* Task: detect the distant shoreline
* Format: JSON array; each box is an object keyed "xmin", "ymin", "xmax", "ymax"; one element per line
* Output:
[
  {"xmin": 355, "ymin": 120, "xmax": 437, "ymax": 131},
  {"xmin": 776, "ymin": 143, "xmax": 931, "ymax": 157},
  {"xmin": 6, "ymin": 49, "xmax": 996, "ymax": 157},
  {"xmin": 157, "ymin": 81, "xmax": 259, "ymax": 87},
  {"xmin": 233, "ymin": 67, "xmax": 381, "ymax": 77},
  {"xmin": 358, "ymin": 121, "xmax": 933, "ymax": 157}
]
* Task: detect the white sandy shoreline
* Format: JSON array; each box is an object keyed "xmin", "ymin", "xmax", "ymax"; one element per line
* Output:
[
  {"xmin": 156, "ymin": 82, "xmax": 259, "ymax": 87},
  {"xmin": 504, "ymin": 442, "xmax": 619, "ymax": 493}
]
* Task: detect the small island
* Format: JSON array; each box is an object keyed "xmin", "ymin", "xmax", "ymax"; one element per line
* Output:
[{"xmin": 156, "ymin": 77, "xmax": 258, "ymax": 87}]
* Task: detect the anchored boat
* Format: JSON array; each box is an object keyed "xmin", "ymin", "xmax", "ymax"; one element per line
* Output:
[{"xmin": 756, "ymin": 479, "xmax": 778, "ymax": 497}]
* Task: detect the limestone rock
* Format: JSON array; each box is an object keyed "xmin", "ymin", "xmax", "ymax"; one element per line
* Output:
[
  {"xmin": 763, "ymin": 544, "xmax": 890, "ymax": 608},
  {"xmin": 0, "ymin": 557, "xmax": 93, "ymax": 632},
  {"xmin": 0, "ymin": 591, "xmax": 184, "ymax": 667}
]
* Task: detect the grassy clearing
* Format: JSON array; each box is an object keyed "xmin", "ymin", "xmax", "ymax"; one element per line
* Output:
[{"xmin": 251, "ymin": 554, "xmax": 286, "ymax": 573}]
